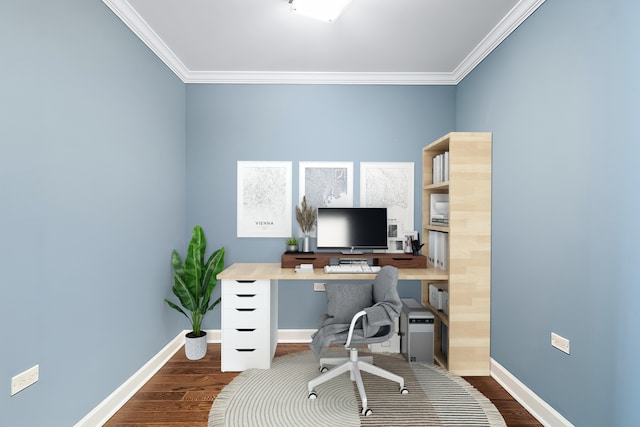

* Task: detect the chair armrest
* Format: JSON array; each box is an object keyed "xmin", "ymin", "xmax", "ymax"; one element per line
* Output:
[{"xmin": 344, "ymin": 310, "xmax": 367, "ymax": 348}]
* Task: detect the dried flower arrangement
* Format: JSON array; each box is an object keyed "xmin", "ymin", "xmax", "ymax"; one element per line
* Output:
[{"xmin": 295, "ymin": 196, "xmax": 317, "ymax": 235}]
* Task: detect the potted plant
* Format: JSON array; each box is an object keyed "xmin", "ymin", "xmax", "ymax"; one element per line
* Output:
[
  {"xmin": 165, "ymin": 225, "xmax": 225, "ymax": 360},
  {"xmin": 295, "ymin": 195, "xmax": 317, "ymax": 253},
  {"xmin": 286, "ymin": 236, "xmax": 299, "ymax": 253}
]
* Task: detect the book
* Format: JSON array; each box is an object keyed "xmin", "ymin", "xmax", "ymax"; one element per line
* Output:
[{"xmin": 295, "ymin": 264, "xmax": 314, "ymax": 273}]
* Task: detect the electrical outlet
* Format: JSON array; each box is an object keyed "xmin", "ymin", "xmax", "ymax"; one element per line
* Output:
[
  {"xmin": 313, "ymin": 282, "xmax": 326, "ymax": 291},
  {"xmin": 551, "ymin": 332, "xmax": 570, "ymax": 354},
  {"xmin": 11, "ymin": 365, "xmax": 39, "ymax": 396}
]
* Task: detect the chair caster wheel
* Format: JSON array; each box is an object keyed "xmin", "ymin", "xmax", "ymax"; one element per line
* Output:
[
  {"xmin": 308, "ymin": 390, "xmax": 317, "ymax": 399},
  {"xmin": 400, "ymin": 386, "xmax": 409, "ymax": 394},
  {"xmin": 320, "ymin": 366, "xmax": 329, "ymax": 373},
  {"xmin": 362, "ymin": 408, "xmax": 373, "ymax": 416}
]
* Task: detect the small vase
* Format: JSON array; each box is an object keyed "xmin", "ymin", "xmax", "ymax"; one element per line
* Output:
[
  {"xmin": 185, "ymin": 331, "xmax": 207, "ymax": 360},
  {"xmin": 301, "ymin": 235, "xmax": 311, "ymax": 253}
]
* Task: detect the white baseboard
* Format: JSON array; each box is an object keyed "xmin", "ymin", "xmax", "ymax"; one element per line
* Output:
[
  {"xmin": 75, "ymin": 331, "xmax": 185, "ymax": 427},
  {"xmin": 88, "ymin": 330, "xmax": 579, "ymax": 427},
  {"xmin": 490, "ymin": 358, "xmax": 574, "ymax": 427},
  {"xmin": 75, "ymin": 329, "xmax": 310, "ymax": 426},
  {"xmin": 277, "ymin": 328, "xmax": 314, "ymax": 343}
]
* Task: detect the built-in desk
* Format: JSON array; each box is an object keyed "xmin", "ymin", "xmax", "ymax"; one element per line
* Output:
[{"xmin": 218, "ymin": 263, "xmax": 446, "ymax": 372}]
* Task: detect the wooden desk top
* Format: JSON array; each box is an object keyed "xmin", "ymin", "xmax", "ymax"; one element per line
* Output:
[{"xmin": 218, "ymin": 262, "xmax": 447, "ymax": 281}]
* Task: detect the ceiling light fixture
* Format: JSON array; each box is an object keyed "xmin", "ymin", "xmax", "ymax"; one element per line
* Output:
[{"xmin": 289, "ymin": 0, "xmax": 353, "ymax": 22}]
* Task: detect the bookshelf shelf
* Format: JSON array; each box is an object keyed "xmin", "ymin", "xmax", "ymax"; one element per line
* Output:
[
  {"xmin": 425, "ymin": 225, "xmax": 449, "ymax": 233},
  {"xmin": 424, "ymin": 182, "xmax": 449, "ymax": 190},
  {"xmin": 421, "ymin": 132, "xmax": 492, "ymax": 376}
]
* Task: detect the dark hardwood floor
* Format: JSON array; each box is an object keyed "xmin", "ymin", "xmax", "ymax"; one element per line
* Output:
[{"xmin": 105, "ymin": 343, "xmax": 541, "ymax": 426}]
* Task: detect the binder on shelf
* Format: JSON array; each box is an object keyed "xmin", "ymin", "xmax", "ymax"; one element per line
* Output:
[
  {"xmin": 427, "ymin": 283, "xmax": 449, "ymax": 313},
  {"xmin": 439, "ymin": 233, "xmax": 448, "ymax": 271},
  {"xmin": 427, "ymin": 231, "xmax": 448, "ymax": 271},
  {"xmin": 431, "ymin": 151, "xmax": 449, "ymax": 184},
  {"xmin": 444, "ymin": 151, "xmax": 449, "ymax": 182},
  {"xmin": 442, "ymin": 289, "xmax": 449, "ymax": 315},
  {"xmin": 428, "ymin": 284, "xmax": 443, "ymax": 310},
  {"xmin": 428, "ymin": 231, "xmax": 435, "ymax": 266}
]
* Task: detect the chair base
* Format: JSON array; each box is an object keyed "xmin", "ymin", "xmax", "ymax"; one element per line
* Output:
[{"xmin": 307, "ymin": 348, "xmax": 408, "ymax": 415}]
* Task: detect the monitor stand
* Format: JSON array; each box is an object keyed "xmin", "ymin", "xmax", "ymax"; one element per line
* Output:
[{"xmin": 340, "ymin": 247, "xmax": 364, "ymax": 255}]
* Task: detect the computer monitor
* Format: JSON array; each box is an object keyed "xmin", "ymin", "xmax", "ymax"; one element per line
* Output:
[{"xmin": 316, "ymin": 207, "xmax": 388, "ymax": 253}]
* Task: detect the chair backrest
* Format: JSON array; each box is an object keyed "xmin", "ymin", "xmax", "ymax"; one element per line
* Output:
[
  {"xmin": 372, "ymin": 265, "xmax": 401, "ymax": 311},
  {"xmin": 361, "ymin": 266, "xmax": 402, "ymax": 340}
]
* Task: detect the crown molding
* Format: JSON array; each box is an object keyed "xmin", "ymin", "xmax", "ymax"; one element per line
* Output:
[
  {"xmin": 103, "ymin": 0, "xmax": 545, "ymax": 85},
  {"xmin": 452, "ymin": 0, "xmax": 546, "ymax": 84},
  {"xmin": 102, "ymin": 0, "xmax": 190, "ymax": 80},
  {"xmin": 184, "ymin": 70, "xmax": 458, "ymax": 85}
]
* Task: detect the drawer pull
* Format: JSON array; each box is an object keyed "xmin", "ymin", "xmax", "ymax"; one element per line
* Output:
[
  {"xmin": 236, "ymin": 280, "xmax": 256, "ymax": 283},
  {"xmin": 236, "ymin": 328, "xmax": 256, "ymax": 332},
  {"xmin": 236, "ymin": 308, "xmax": 256, "ymax": 312},
  {"xmin": 236, "ymin": 294, "xmax": 256, "ymax": 298},
  {"xmin": 236, "ymin": 348, "xmax": 256, "ymax": 352}
]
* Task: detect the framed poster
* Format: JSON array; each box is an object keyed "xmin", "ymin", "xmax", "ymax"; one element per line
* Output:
[
  {"xmin": 298, "ymin": 161, "xmax": 353, "ymax": 235},
  {"xmin": 359, "ymin": 162, "xmax": 414, "ymax": 252},
  {"xmin": 299, "ymin": 161, "xmax": 353, "ymax": 209},
  {"xmin": 237, "ymin": 161, "xmax": 292, "ymax": 237}
]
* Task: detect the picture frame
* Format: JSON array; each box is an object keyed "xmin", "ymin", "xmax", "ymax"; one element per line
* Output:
[
  {"xmin": 298, "ymin": 161, "xmax": 353, "ymax": 236},
  {"xmin": 359, "ymin": 162, "xmax": 415, "ymax": 252},
  {"xmin": 237, "ymin": 161, "xmax": 292, "ymax": 238}
]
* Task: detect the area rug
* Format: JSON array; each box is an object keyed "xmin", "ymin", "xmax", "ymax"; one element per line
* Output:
[{"xmin": 209, "ymin": 350, "xmax": 506, "ymax": 427}]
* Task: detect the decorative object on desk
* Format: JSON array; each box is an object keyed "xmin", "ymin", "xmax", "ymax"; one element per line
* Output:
[
  {"xmin": 165, "ymin": 225, "xmax": 225, "ymax": 360},
  {"xmin": 295, "ymin": 195, "xmax": 317, "ymax": 253},
  {"xmin": 208, "ymin": 350, "xmax": 506, "ymax": 427},
  {"xmin": 295, "ymin": 263, "xmax": 314, "ymax": 273},
  {"xmin": 403, "ymin": 230, "xmax": 418, "ymax": 254},
  {"xmin": 285, "ymin": 236, "xmax": 299, "ymax": 253},
  {"xmin": 386, "ymin": 219, "xmax": 405, "ymax": 253},
  {"xmin": 411, "ymin": 233, "xmax": 424, "ymax": 256},
  {"xmin": 404, "ymin": 237, "xmax": 413, "ymax": 253}
]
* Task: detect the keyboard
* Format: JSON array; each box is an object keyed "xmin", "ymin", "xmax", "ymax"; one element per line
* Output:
[{"xmin": 323, "ymin": 264, "xmax": 382, "ymax": 274}]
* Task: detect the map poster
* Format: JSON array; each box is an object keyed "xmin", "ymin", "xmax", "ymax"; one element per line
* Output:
[
  {"xmin": 299, "ymin": 161, "xmax": 353, "ymax": 208},
  {"xmin": 359, "ymin": 162, "xmax": 414, "ymax": 252},
  {"xmin": 237, "ymin": 161, "xmax": 292, "ymax": 237},
  {"xmin": 298, "ymin": 161, "xmax": 353, "ymax": 236}
]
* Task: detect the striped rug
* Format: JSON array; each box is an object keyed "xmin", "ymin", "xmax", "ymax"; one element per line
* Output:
[{"xmin": 209, "ymin": 350, "xmax": 506, "ymax": 427}]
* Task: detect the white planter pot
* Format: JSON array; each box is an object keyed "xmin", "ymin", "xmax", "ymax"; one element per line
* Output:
[{"xmin": 185, "ymin": 331, "xmax": 207, "ymax": 360}]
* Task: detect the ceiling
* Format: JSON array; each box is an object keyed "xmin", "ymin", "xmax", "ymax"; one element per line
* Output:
[{"xmin": 103, "ymin": 0, "xmax": 544, "ymax": 84}]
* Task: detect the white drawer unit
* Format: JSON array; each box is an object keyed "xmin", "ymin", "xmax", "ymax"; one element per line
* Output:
[{"xmin": 221, "ymin": 279, "xmax": 278, "ymax": 372}]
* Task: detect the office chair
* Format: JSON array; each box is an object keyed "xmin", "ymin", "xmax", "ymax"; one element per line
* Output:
[{"xmin": 307, "ymin": 266, "xmax": 408, "ymax": 416}]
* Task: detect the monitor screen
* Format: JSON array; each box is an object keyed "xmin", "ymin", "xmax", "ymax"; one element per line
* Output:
[{"xmin": 316, "ymin": 207, "xmax": 388, "ymax": 251}]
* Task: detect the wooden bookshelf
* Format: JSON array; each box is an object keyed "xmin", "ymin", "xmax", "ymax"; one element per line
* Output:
[{"xmin": 421, "ymin": 132, "xmax": 492, "ymax": 376}]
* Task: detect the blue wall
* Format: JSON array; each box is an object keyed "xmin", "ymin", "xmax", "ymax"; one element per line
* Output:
[
  {"xmin": 4, "ymin": 0, "xmax": 638, "ymax": 426},
  {"xmin": 457, "ymin": 1, "xmax": 640, "ymax": 425},
  {"xmin": 0, "ymin": 1, "xmax": 186, "ymax": 425},
  {"xmin": 185, "ymin": 84, "xmax": 455, "ymax": 328}
]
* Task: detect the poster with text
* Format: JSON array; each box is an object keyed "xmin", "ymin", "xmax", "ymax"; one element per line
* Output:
[{"xmin": 237, "ymin": 161, "xmax": 292, "ymax": 237}]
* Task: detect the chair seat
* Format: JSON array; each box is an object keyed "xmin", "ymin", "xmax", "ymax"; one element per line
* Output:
[{"xmin": 307, "ymin": 266, "xmax": 408, "ymax": 416}]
